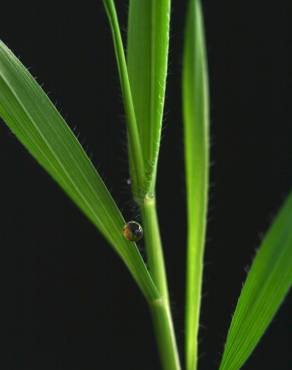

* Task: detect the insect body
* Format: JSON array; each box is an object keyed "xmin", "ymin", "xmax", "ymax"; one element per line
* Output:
[{"xmin": 123, "ymin": 221, "xmax": 143, "ymax": 242}]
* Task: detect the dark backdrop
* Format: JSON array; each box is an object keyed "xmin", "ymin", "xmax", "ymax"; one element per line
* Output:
[{"xmin": 0, "ymin": 1, "xmax": 291, "ymax": 369}]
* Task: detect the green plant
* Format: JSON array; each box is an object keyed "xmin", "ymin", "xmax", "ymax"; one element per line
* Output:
[{"xmin": 0, "ymin": 0, "xmax": 291, "ymax": 369}]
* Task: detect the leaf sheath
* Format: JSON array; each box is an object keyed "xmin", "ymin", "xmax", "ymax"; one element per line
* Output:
[{"xmin": 127, "ymin": 0, "xmax": 171, "ymax": 196}]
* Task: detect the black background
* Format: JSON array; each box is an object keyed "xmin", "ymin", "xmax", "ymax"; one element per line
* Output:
[{"xmin": 0, "ymin": 1, "xmax": 291, "ymax": 369}]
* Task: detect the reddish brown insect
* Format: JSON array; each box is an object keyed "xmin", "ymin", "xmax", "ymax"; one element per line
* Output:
[{"xmin": 123, "ymin": 221, "xmax": 143, "ymax": 242}]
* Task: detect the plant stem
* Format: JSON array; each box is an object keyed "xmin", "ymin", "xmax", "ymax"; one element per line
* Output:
[
  {"xmin": 141, "ymin": 196, "xmax": 181, "ymax": 370},
  {"xmin": 103, "ymin": 0, "xmax": 145, "ymax": 197}
]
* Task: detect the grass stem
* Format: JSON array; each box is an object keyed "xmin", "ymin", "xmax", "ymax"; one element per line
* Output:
[{"xmin": 141, "ymin": 196, "xmax": 181, "ymax": 370}]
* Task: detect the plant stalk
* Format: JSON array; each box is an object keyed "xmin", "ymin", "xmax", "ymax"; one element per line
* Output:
[
  {"xmin": 141, "ymin": 196, "xmax": 181, "ymax": 370},
  {"xmin": 103, "ymin": 0, "xmax": 145, "ymax": 197}
]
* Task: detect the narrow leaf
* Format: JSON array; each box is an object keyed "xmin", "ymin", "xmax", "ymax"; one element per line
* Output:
[
  {"xmin": 0, "ymin": 39, "xmax": 158, "ymax": 302},
  {"xmin": 182, "ymin": 1, "xmax": 209, "ymax": 370},
  {"xmin": 219, "ymin": 193, "xmax": 292, "ymax": 370},
  {"xmin": 102, "ymin": 0, "xmax": 145, "ymax": 201},
  {"xmin": 127, "ymin": 0, "xmax": 171, "ymax": 195}
]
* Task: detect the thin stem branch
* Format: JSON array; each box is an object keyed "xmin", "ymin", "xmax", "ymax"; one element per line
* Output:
[
  {"xmin": 102, "ymin": 0, "xmax": 145, "ymax": 198},
  {"xmin": 141, "ymin": 196, "xmax": 181, "ymax": 370}
]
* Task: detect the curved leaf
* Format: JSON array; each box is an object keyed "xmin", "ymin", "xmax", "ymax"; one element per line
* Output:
[
  {"xmin": 0, "ymin": 39, "xmax": 158, "ymax": 302},
  {"xmin": 219, "ymin": 192, "xmax": 292, "ymax": 370}
]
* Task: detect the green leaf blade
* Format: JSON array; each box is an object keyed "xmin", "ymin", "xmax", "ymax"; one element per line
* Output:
[
  {"xmin": 127, "ymin": 0, "xmax": 171, "ymax": 195},
  {"xmin": 102, "ymin": 0, "xmax": 145, "ymax": 201},
  {"xmin": 0, "ymin": 39, "xmax": 158, "ymax": 302},
  {"xmin": 219, "ymin": 193, "xmax": 292, "ymax": 370},
  {"xmin": 182, "ymin": 1, "xmax": 210, "ymax": 370}
]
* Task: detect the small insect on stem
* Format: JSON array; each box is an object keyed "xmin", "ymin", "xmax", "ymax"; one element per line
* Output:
[{"xmin": 123, "ymin": 221, "xmax": 143, "ymax": 242}]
